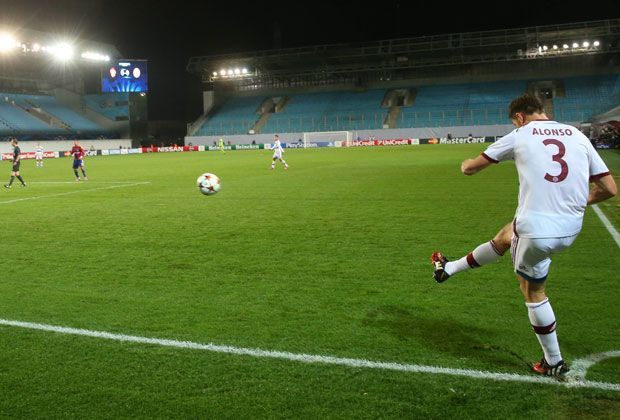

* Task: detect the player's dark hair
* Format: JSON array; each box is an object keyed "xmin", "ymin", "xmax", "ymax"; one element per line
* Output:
[{"xmin": 508, "ymin": 94, "xmax": 544, "ymax": 119}]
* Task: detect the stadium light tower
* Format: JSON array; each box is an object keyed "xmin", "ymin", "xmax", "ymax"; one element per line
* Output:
[
  {"xmin": 49, "ymin": 42, "xmax": 74, "ymax": 61},
  {"xmin": 0, "ymin": 33, "xmax": 19, "ymax": 53}
]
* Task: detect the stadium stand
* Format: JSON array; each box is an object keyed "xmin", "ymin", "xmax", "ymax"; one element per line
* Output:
[
  {"xmin": 196, "ymin": 96, "xmax": 265, "ymax": 136},
  {"xmin": 26, "ymin": 95, "xmax": 103, "ymax": 133},
  {"xmin": 84, "ymin": 93, "xmax": 130, "ymax": 121},
  {"xmin": 0, "ymin": 96, "xmax": 62, "ymax": 134},
  {"xmin": 192, "ymin": 74, "xmax": 619, "ymax": 135},
  {"xmin": 553, "ymin": 75, "xmax": 620, "ymax": 122},
  {"xmin": 399, "ymin": 80, "xmax": 524, "ymax": 127},
  {"xmin": 261, "ymin": 90, "xmax": 386, "ymax": 133}
]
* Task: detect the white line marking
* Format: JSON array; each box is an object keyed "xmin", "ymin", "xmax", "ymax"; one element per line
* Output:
[
  {"xmin": 0, "ymin": 318, "xmax": 618, "ymax": 391},
  {"xmin": 592, "ymin": 205, "xmax": 620, "ymax": 247},
  {"xmin": 0, "ymin": 182, "xmax": 150, "ymax": 204},
  {"xmin": 27, "ymin": 181, "xmax": 146, "ymax": 184},
  {"xmin": 571, "ymin": 351, "xmax": 620, "ymax": 380}
]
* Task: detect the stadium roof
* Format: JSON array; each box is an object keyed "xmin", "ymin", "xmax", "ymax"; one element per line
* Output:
[{"xmin": 187, "ymin": 19, "xmax": 620, "ymax": 89}]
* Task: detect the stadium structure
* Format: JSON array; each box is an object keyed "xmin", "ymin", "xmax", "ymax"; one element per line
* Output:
[
  {"xmin": 0, "ymin": 27, "xmax": 147, "ymax": 153},
  {"xmin": 185, "ymin": 19, "xmax": 620, "ymax": 147}
]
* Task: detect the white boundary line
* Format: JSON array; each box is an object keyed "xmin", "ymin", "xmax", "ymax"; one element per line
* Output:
[
  {"xmin": 0, "ymin": 318, "xmax": 618, "ymax": 392},
  {"xmin": 571, "ymin": 350, "xmax": 620, "ymax": 380},
  {"xmin": 27, "ymin": 181, "xmax": 147, "ymax": 184},
  {"xmin": 0, "ymin": 182, "xmax": 150, "ymax": 204},
  {"xmin": 592, "ymin": 204, "xmax": 620, "ymax": 247}
]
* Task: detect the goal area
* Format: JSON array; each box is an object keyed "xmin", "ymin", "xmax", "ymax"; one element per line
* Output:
[{"xmin": 302, "ymin": 131, "xmax": 351, "ymax": 147}]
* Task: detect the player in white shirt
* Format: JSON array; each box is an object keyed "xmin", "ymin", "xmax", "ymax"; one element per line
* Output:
[
  {"xmin": 35, "ymin": 143, "xmax": 44, "ymax": 167},
  {"xmin": 270, "ymin": 134, "xmax": 289, "ymax": 170},
  {"xmin": 431, "ymin": 94, "xmax": 616, "ymax": 379}
]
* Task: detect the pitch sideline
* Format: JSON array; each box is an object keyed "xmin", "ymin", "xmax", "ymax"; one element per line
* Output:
[
  {"xmin": 0, "ymin": 318, "xmax": 618, "ymax": 392},
  {"xmin": 592, "ymin": 204, "xmax": 620, "ymax": 247}
]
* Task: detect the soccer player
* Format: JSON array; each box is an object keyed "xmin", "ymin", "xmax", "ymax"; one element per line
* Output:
[
  {"xmin": 432, "ymin": 94, "xmax": 616, "ymax": 379},
  {"xmin": 219, "ymin": 137, "xmax": 225, "ymax": 153},
  {"xmin": 270, "ymin": 134, "xmax": 289, "ymax": 170},
  {"xmin": 35, "ymin": 143, "xmax": 44, "ymax": 167},
  {"xmin": 4, "ymin": 138, "xmax": 26, "ymax": 188},
  {"xmin": 69, "ymin": 141, "xmax": 88, "ymax": 181}
]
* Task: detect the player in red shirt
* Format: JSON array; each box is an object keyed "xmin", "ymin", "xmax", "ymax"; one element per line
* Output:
[{"xmin": 69, "ymin": 141, "xmax": 88, "ymax": 181}]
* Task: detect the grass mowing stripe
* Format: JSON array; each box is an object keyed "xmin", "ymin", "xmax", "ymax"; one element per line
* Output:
[
  {"xmin": 592, "ymin": 204, "xmax": 620, "ymax": 247},
  {"xmin": 0, "ymin": 182, "xmax": 150, "ymax": 204},
  {"xmin": 1, "ymin": 318, "xmax": 618, "ymax": 392}
]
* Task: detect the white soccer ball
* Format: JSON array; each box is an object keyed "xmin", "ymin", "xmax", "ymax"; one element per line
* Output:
[{"xmin": 196, "ymin": 173, "xmax": 221, "ymax": 196}]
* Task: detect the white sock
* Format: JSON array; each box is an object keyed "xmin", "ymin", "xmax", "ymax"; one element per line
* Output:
[
  {"xmin": 526, "ymin": 298, "xmax": 562, "ymax": 365},
  {"xmin": 444, "ymin": 241, "xmax": 503, "ymax": 276}
]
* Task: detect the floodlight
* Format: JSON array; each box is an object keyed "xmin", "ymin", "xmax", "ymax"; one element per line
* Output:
[
  {"xmin": 227, "ymin": 69, "xmax": 233, "ymax": 75},
  {"xmin": 542, "ymin": 45, "xmax": 548, "ymax": 51},
  {"xmin": 552, "ymin": 45, "xmax": 558, "ymax": 50},
  {"xmin": 50, "ymin": 42, "xmax": 74, "ymax": 61},
  {"xmin": 81, "ymin": 51, "xmax": 109, "ymax": 61},
  {"xmin": 563, "ymin": 44, "xmax": 569, "ymax": 49},
  {"xmin": 0, "ymin": 33, "xmax": 18, "ymax": 53},
  {"xmin": 593, "ymin": 41, "xmax": 600, "ymax": 47},
  {"xmin": 572, "ymin": 42, "xmax": 579, "ymax": 48},
  {"xmin": 234, "ymin": 68, "xmax": 240, "ymax": 75},
  {"xmin": 582, "ymin": 41, "xmax": 589, "ymax": 47},
  {"xmin": 241, "ymin": 68, "xmax": 248, "ymax": 74},
  {"xmin": 32, "ymin": 43, "xmax": 41, "ymax": 52},
  {"xmin": 212, "ymin": 71, "xmax": 218, "ymax": 76},
  {"xmin": 219, "ymin": 69, "xmax": 226, "ymax": 76}
]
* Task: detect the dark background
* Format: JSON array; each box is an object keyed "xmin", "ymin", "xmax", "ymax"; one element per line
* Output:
[{"xmin": 1, "ymin": 0, "xmax": 618, "ymax": 121}]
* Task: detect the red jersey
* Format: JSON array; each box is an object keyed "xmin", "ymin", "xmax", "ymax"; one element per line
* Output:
[{"xmin": 70, "ymin": 146, "xmax": 85, "ymax": 160}]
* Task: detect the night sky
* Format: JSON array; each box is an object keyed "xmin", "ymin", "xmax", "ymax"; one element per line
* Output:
[{"xmin": 1, "ymin": 0, "xmax": 619, "ymax": 121}]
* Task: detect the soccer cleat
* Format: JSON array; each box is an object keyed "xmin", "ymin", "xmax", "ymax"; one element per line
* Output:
[
  {"xmin": 76, "ymin": 177, "xmax": 81, "ymax": 182},
  {"xmin": 20, "ymin": 183, "xmax": 26, "ymax": 187},
  {"xmin": 4, "ymin": 184, "xmax": 10, "ymax": 189},
  {"xmin": 431, "ymin": 251, "xmax": 450, "ymax": 283},
  {"xmin": 84, "ymin": 176, "xmax": 88, "ymax": 181},
  {"xmin": 532, "ymin": 358, "xmax": 570, "ymax": 380}
]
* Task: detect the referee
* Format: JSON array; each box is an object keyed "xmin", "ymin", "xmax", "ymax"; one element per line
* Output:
[{"xmin": 5, "ymin": 138, "xmax": 26, "ymax": 188}]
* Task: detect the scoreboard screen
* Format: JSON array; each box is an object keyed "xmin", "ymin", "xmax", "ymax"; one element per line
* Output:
[{"xmin": 102, "ymin": 60, "xmax": 148, "ymax": 92}]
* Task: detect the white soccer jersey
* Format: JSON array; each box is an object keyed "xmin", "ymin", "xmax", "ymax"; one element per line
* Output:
[
  {"xmin": 483, "ymin": 120, "xmax": 610, "ymax": 238},
  {"xmin": 272, "ymin": 140, "xmax": 283, "ymax": 157},
  {"xmin": 35, "ymin": 146, "xmax": 44, "ymax": 156}
]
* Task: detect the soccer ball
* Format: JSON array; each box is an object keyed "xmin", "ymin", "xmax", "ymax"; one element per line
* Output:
[{"xmin": 196, "ymin": 173, "xmax": 221, "ymax": 196}]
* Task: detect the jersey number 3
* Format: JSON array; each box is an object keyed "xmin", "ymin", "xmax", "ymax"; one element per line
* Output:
[{"xmin": 543, "ymin": 139, "xmax": 568, "ymax": 183}]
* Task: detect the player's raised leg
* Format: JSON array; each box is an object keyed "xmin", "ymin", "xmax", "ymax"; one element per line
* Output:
[{"xmin": 431, "ymin": 222, "xmax": 511, "ymax": 282}]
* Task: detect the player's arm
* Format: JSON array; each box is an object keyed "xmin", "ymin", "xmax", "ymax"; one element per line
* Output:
[
  {"xmin": 462, "ymin": 131, "xmax": 517, "ymax": 176},
  {"xmin": 588, "ymin": 173, "xmax": 617, "ymax": 205},
  {"xmin": 461, "ymin": 154, "xmax": 494, "ymax": 175}
]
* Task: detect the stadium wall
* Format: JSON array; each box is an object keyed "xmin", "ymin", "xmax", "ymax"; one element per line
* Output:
[
  {"xmin": 185, "ymin": 124, "xmax": 520, "ymax": 145},
  {"xmin": 0, "ymin": 139, "xmax": 132, "ymax": 154}
]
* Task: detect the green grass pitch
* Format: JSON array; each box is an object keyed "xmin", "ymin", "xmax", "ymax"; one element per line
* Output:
[{"xmin": 0, "ymin": 145, "xmax": 618, "ymax": 417}]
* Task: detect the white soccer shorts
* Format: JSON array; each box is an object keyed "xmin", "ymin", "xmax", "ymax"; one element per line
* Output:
[
  {"xmin": 272, "ymin": 150, "xmax": 282, "ymax": 159},
  {"xmin": 510, "ymin": 234, "xmax": 577, "ymax": 282}
]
